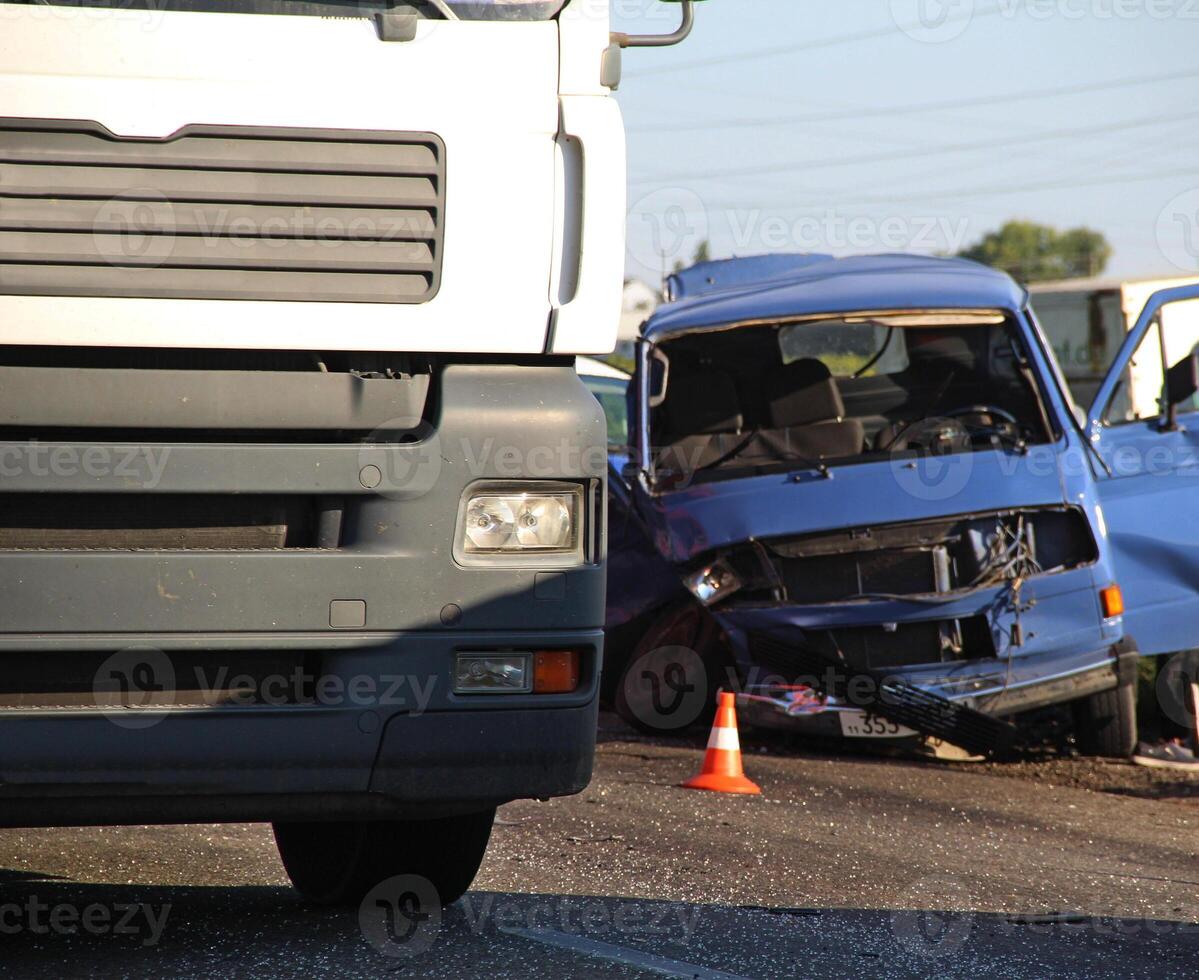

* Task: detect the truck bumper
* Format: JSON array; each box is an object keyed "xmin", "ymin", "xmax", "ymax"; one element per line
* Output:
[
  {"xmin": 0, "ymin": 630, "xmax": 601, "ymax": 827},
  {"xmin": 0, "ymin": 363, "xmax": 608, "ymax": 826}
]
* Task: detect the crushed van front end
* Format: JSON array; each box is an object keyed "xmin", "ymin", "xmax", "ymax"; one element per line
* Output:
[{"xmin": 699, "ymin": 507, "xmax": 1130, "ymax": 734}]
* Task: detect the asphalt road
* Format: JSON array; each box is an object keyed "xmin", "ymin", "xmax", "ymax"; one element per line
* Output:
[{"xmin": 0, "ymin": 718, "xmax": 1196, "ymax": 979}]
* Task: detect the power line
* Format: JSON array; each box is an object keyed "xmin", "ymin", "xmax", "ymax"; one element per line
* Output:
[
  {"xmin": 628, "ymin": 108, "xmax": 1199, "ymax": 185},
  {"xmin": 668, "ymin": 121, "xmax": 1199, "ymax": 204},
  {"xmin": 622, "ymin": 4, "xmax": 1009, "ymax": 80},
  {"xmin": 848, "ymin": 164, "xmax": 1199, "ymax": 206},
  {"xmin": 629, "ymin": 131, "xmax": 1199, "ymax": 215},
  {"xmin": 695, "ymin": 165, "xmax": 1199, "ymax": 211},
  {"xmin": 625, "ymin": 68, "xmax": 1199, "ymax": 135}
]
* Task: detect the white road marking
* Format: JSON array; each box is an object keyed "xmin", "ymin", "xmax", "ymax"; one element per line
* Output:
[{"xmin": 501, "ymin": 927, "xmax": 753, "ymax": 980}]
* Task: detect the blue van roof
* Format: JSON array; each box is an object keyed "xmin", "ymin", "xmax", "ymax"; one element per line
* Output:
[
  {"xmin": 645, "ymin": 253, "xmax": 1028, "ymax": 342},
  {"xmin": 665, "ymin": 254, "xmax": 836, "ymax": 301}
]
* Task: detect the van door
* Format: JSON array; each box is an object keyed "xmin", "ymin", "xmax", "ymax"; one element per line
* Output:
[{"xmin": 1088, "ymin": 284, "xmax": 1199, "ymax": 655}]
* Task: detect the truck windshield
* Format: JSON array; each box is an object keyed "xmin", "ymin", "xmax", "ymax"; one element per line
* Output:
[
  {"xmin": 0, "ymin": 0, "xmax": 567, "ymax": 20},
  {"xmin": 649, "ymin": 311, "xmax": 1057, "ymax": 488}
]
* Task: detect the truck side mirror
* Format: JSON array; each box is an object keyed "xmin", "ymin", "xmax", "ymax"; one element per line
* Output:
[
  {"xmin": 1162, "ymin": 352, "xmax": 1199, "ymax": 430},
  {"xmin": 612, "ymin": 0, "xmax": 703, "ymax": 49}
]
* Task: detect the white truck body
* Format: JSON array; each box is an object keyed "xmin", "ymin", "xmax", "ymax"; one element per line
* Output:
[
  {"xmin": 0, "ymin": 0, "xmax": 624, "ymax": 353},
  {"xmin": 1030, "ymin": 274, "xmax": 1199, "ymax": 419}
]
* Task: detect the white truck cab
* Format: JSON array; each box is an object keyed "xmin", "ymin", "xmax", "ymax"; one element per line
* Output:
[{"xmin": 0, "ymin": 0, "xmax": 628, "ymax": 354}]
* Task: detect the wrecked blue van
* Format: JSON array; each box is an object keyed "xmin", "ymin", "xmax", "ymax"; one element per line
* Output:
[{"xmin": 596, "ymin": 254, "xmax": 1199, "ymax": 758}]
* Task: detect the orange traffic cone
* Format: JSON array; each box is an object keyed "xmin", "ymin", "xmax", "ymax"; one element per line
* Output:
[{"xmin": 680, "ymin": 691, "xmax": 761, "ymax": 795}]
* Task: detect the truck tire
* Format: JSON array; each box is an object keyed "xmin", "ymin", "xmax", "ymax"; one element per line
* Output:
[
  {"xmin": 614, "ymin": 601, "xmax": 732, "ymax": 736},
  {"xmin": 1072, "ymin": 681, "xmax": 1137, "ymax": 758},
  {"xmin": 273, "ymin": 808, "xmax": 495, "ymax": 907}
]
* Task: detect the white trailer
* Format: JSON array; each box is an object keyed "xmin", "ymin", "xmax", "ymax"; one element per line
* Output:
[{"xmin": 1030, "ymin": 275, "xmax": 1199, "ymax": 421}]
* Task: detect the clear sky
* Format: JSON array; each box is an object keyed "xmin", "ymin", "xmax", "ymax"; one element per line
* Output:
[{"xmin": 611, "ymin": 0, "xmax": 1199, "ymax": 287}]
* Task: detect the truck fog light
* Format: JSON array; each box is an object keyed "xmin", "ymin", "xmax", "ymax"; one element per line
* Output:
[
  {"xmin": 458, "ymin": 485, "xmax": 582, "ymax": 560},
  {"xmin": 685, "ymin": 560, "xmax": 742, "ymax": 606},
  {"xmin": 454, "ymin": 654, "xmax": 531, "ymax": 694},
  {"xmin": 1100, "ymin": 584, "xmax": 1125, "ymax": 619},
  {"xmin": 533, "ymin": 650, "xmax": 581, "ymax": 694}
]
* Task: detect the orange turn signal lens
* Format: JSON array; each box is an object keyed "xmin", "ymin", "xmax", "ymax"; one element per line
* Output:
[
  {"xmin": 1100, "ymin": 584, "xmax": 1125, "ymax": 619},
  {"xmin": 533, "ymin": 650, "xmax": 580, "ymax": 694}
]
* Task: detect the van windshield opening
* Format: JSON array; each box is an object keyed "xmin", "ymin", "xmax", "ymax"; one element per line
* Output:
[{"xmin": 648, "ymin": 311, "xmax": 1057, "ymax": 489}]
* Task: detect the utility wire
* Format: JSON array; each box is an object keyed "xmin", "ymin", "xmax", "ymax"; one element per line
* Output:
[
  {"xmin": 693, "ymin": 165, "xmax": 1199, "ymax": 211},
  {"xmin": 623, "ymin": 3, "xmax": 1009, "ymax": 80},
  {"xmin": 677, "ymin": 124, "xmax": 1199, "ymax": 204},
  {"xmin": 626, "ymin": 68, "xmax": 1199, "ymax": 135},
  {"xmin": 629, "ymin": 108, "xmax": 1199, "ymax": 185}
]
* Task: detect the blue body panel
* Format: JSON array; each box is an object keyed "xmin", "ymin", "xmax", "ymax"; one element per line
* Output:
[
  {"xmin": 604, "ymin": 459, "xmax": 687, "ymax": 631},
  {"xmin": 641, "ymin": 448, "xmax": 1070, "ymax": 564},
  {"xmin": 1086, "ymin": 283, "xmax": 1199, "ymax": 655}
]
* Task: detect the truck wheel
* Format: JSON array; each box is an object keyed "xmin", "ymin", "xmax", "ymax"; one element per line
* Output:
[
  {"xmin": 273, "ymin": 808, "xmax": 495, "ymax": 907},
  {"xmin": 614, "ymin": 602, "xmax": 731, "ymax": 736},
  {"xmin": 1072, "ymin": 681, "xmax": 1137, "ymax": 758}
]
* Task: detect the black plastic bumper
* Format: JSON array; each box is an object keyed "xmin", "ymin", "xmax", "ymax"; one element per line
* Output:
[{"xmin": 0, "ymin": 699, "xmax": 598, "ymax": 827}]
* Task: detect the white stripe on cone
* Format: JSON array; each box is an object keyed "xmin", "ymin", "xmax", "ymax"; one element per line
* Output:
[{"xmin": 707, "ymin": 726, "xmax": 740, "ymax": 752}]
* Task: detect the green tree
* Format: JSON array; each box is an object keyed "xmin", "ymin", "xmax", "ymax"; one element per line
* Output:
[
  {"xmin": 957, "ymin": 221, "xmax": 1111, "ymax": 283},
  {"xmin": 673, "ymin": 239, "xmax": 712, "ymax": 273}
]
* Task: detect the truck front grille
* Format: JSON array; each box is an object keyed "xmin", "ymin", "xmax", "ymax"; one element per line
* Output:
[
  {"xmin": 0, "ymin": 119, "xmax": 444, "ymax": 304},
  {"xmin": 0, "ymin": 649, "xmax": 317, "ymax": 710},
  {"xmin": 0, "ymin": 493, "xmax": 332, "ymax": 550}
]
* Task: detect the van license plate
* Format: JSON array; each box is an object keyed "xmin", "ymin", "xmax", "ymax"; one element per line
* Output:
[{"xmin": 838, "ymin": 711, "xmax": 917, "ymax": 739}]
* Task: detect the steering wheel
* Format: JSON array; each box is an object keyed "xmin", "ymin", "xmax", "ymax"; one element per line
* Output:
[
  {"xmin": 881, "ymin": 405, "xmax": 1020, "ymax": 454},
  {"xmin": 883, "ymin": 417, "xmax": 970, "ymax": 455},
  {"xmin": 942, "ymin": 404, "xmax": 1019, "ymax": 425}
]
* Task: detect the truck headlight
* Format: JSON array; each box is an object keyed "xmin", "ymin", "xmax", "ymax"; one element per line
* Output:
[{"xmin": 458, "ymin": 484, "xmax": 583, "ymax": 562}]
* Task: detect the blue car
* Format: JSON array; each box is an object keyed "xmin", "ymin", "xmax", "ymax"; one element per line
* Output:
[{"xmin": 587, "ymin": 254, "xmax": 1199, "ymax": 758}]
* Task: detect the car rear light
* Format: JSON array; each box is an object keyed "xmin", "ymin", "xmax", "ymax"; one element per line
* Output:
[
  {"xmin": 1100, "ymin": 584, "xmax": 1125, "ymax": 619},
  {"xmin": 533, "ymin": 650, "xmax": 580, "ymax": 694}
]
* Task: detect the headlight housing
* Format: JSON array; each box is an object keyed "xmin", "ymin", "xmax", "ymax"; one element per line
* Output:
[
  {"xmin": 456, "ymin": 483, "xmax": 585, "ymax": 565},
  {"xmin": 684, "ymin": 560, "xmax": 743, "ymax": 606}
]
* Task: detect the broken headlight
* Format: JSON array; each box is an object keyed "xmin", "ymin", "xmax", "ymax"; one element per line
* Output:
[{"xmin": 684, "ymin": 560, "xmax": 743, "ymax": 606}]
